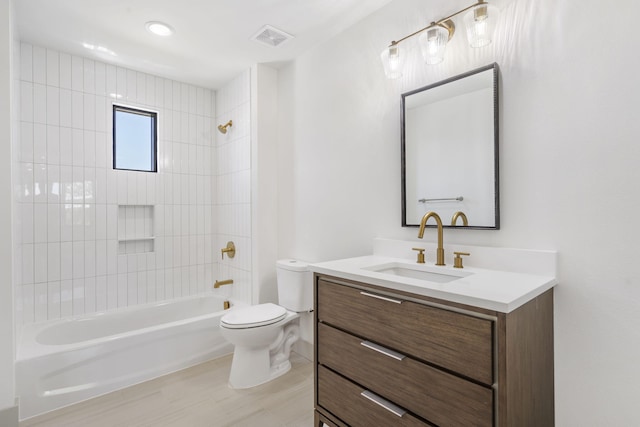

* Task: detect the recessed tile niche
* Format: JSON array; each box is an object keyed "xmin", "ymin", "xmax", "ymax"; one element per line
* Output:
[{"xmin": 117, "ymin": 205, "xmax": 154, "ymax": 254}]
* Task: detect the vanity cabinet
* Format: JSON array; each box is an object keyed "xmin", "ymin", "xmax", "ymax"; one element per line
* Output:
[{"xmin": 313, "ymin": 274, "xmax": 554, "ymax": 427}]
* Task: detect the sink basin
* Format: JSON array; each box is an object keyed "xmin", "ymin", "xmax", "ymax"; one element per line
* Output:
[{"xmin": 363, "ymin": 262, "xmax": 472, "ymax": 283}]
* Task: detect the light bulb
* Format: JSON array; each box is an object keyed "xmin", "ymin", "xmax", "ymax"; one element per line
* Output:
[
  {"xmin": 146, "ymin": 21, "xmax": 174, "ymax": 37},
  {"xmin": 419, "ymin": 26, "xmax": 449, "ymax": 65},
  {"xmin": 464, "ymin": 3, "xmax": 499, "ymax": 48},
  {"xmin": 380, "ymin": 44, "xmax": 404, "ymax": 79}
]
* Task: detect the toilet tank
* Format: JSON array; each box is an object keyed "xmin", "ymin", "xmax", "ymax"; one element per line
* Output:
[{"xmin": 276, "ymin": 259, "xmax": 313, "ymax": 312}]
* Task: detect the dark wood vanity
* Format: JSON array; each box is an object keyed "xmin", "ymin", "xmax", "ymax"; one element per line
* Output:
[{"xmin": 313, "ymin": 274, "xmax": 554, "ymax": 427}]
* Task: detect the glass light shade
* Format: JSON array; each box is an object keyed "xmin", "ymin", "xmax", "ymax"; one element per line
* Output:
[
  {"xmin": 464, "ymin": 3, "xmax": 499, "ymax": 48},
  {"xmin": 380, "ymin": 44, "xmax": 404, "ymax": 79},
  {"xmin": 419, "ymin": 26, "xmax": 449, "ymax": 65}
]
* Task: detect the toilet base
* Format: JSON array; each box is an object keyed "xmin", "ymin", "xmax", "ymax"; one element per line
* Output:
[
  {"xmin": 226, "ymin": 318, "xmax": 300, "ymax": 389},
  {"xmin": 228, "ymin": 352, "xmax": 292, "ymax": 389}
]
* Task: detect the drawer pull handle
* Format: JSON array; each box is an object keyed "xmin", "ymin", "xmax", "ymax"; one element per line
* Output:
[
  {"xmin": 359, "ymin": 292, "xmax": 403, "ymax": 304},
  {"xmin": 360, "ymin": 390, "xmax": 407, "ymax": 417},
  {"xmin": 360, "ymin": 341, "xmax": 406, "ymax": 361}
]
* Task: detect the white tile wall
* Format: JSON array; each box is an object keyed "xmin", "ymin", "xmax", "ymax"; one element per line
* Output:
[
  {"xmin": 12, "ymin": 39, "xmax": 24, "ymax": 330},
  {"xmin": 15, "ymin": 43, "xmax": 221, "ymax": 325},
  {"xmin": 214, "ymin": 70, "xmax": 252, "ymax": 304}
]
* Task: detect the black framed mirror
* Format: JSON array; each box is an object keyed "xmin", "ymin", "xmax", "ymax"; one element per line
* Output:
[{"xmin": 401, "ymin": 63, "xmax": 499, "ymax": 229}]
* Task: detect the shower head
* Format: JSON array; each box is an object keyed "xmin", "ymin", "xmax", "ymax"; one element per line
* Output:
[{"xmin": 218, "ymin": 120, "xmax": 233, "ymax": 134}]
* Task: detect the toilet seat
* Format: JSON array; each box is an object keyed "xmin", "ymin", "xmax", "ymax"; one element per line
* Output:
[{"xmin": 220, "ymin": 303, "xmax": 287, "ymax": 329}]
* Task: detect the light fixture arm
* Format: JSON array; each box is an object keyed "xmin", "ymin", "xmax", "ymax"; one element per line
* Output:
[
  {"xmin": 435, "ymin": 0, "xmax": 486, "ymax": 27},
  {"xmin": 380, "ymin": 0, "xmax": 496, "ymax": 78},
  {"xmin": 387, "ymin": 0, "xmax": 487, "ymax": 48}
]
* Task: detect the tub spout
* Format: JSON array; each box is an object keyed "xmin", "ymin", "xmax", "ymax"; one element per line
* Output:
[{"xmin": 214, "ymin": 279, "xmax": 233, "ymax": 289}]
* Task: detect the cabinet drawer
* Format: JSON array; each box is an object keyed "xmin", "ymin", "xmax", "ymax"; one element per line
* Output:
[
  {"xmin": 317, "ymin": 279, "xmax": 494, "ymax": 384},
  {"xmin": 318, "ymin": 365, "xmax": 431, "ymax": 427},
  {"xmin": 318, "ymin": 323, "xmax": 493, "ymax": 427}
]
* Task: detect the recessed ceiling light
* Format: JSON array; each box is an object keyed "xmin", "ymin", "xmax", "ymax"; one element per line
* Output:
[{"xmin": 145, "ymin": 21, "xmax": 174, "ymax": 37}]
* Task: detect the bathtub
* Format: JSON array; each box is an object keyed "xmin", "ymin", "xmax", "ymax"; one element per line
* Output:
[{"xmin": 16, "ymin": 294, "xmax": 240, "ymax": 420}]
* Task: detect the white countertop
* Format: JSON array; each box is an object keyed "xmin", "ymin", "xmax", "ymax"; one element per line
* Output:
[{"xmin": 310, "ymin": 255, "xmax": 557, "ymax": 313}]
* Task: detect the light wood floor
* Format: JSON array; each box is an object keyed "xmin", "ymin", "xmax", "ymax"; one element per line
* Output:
[{"xmin": 21, "ymin": 352, "xmax": 314, "ymax": 427}]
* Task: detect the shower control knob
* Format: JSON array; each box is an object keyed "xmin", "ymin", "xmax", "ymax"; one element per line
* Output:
[{"xmin": 221, "ymin": 241, "xmax": 236, "ymax": 259}]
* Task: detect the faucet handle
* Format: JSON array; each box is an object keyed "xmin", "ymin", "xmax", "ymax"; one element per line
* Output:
[
  {"xmin": 412, "ymin": 247, "xmax": 426, "ymax": 264},
  {"xmin": 453, "ymin": 252, "xmax": 470, "ymax": 269},
  {"xmin": 221, "ymin": 241, "xmax": 236, "ymax": 259}
]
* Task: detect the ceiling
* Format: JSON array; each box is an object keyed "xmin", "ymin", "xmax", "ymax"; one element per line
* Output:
[{"xmin": 15, "ymin": 0, "xmax": 394, "ymax": 89}]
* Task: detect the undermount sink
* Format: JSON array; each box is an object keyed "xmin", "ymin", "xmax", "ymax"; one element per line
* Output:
[{"xmin": 363, "ymin": 262, "xmax": 472, "ymax": 283}]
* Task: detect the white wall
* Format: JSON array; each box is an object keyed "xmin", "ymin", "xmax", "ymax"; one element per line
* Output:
[
  {"xmin": 251, "ymin": 64, "xmax": 279, "ymax": 305},
  {"xmin": 251, "ymin": 64, "xmax": 314, "ymax": 358},
  {"xmin": 278, "ymin": 0, "xmax": 640, "ymax": 423},
  {"xmin": 0, "ymin": 0, "xmax": 16, "ymax": 414},
  {"xmin": 15, "ymin": 43, "xmax": 217, "ymax": 325}
]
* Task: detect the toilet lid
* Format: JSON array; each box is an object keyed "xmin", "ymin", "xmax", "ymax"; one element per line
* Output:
[{"xmin": 220, "ymin": 303, "xmax": 287, "ymax": 329}]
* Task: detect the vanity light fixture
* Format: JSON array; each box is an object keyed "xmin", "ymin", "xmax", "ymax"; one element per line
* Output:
[
  {"xmin": 145, "ymin": 21, "xmax": 174, "ymax": 37},
  {"xmin": 381, "ymin": 0, "xmax": 499, "ymax": 78}
]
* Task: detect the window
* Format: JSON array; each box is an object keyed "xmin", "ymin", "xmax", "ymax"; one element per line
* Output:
[{"xmin": 113, "ymin": 105, "xmax": 157, "ymax": 172}]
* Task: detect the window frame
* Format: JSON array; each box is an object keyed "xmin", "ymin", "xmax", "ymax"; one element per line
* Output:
[{"xmin": 112, "ymin": 104, "xmax": 158, "ymax": 173}]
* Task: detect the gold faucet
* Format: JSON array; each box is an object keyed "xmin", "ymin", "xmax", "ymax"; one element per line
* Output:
[
  {"xmin": 418, "ymin": 212, "xmax": 445, "ymax": 266},
  {"xmin": 214, "ymin": 279, "xmax": 233, "ymax": 288},
  {"xmin": 451, "ymin": 211, "xmax": 468, "ymax": 226}
]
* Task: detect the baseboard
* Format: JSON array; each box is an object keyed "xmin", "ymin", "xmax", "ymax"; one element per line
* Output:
[
  {"xmin": 0, "ymin": 399, "xmax": 19, "ymax": 427},
  {"xmin": 293, "ymin": 339, "xmax": 314, "ymax": 361}
]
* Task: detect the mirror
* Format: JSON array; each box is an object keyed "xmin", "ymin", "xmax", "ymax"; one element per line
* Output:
[{"xmin": 401, "ymin": 63, "xmax": 499, "ymax": 229}]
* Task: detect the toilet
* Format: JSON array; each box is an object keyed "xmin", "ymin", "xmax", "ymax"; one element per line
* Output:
[{"xmin": 219, "ymin": 259, "xmax": 312, "ymax": 389}]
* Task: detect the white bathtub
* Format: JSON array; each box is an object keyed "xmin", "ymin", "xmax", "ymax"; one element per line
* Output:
[{"xmin": 16, "ymin": 294, "xmax": 240, "ymax": 420}]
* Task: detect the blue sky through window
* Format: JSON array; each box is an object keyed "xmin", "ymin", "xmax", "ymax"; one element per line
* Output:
[{"xmin": 114, "ymin": 107, "xmax": 156, "ymax": 172}]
